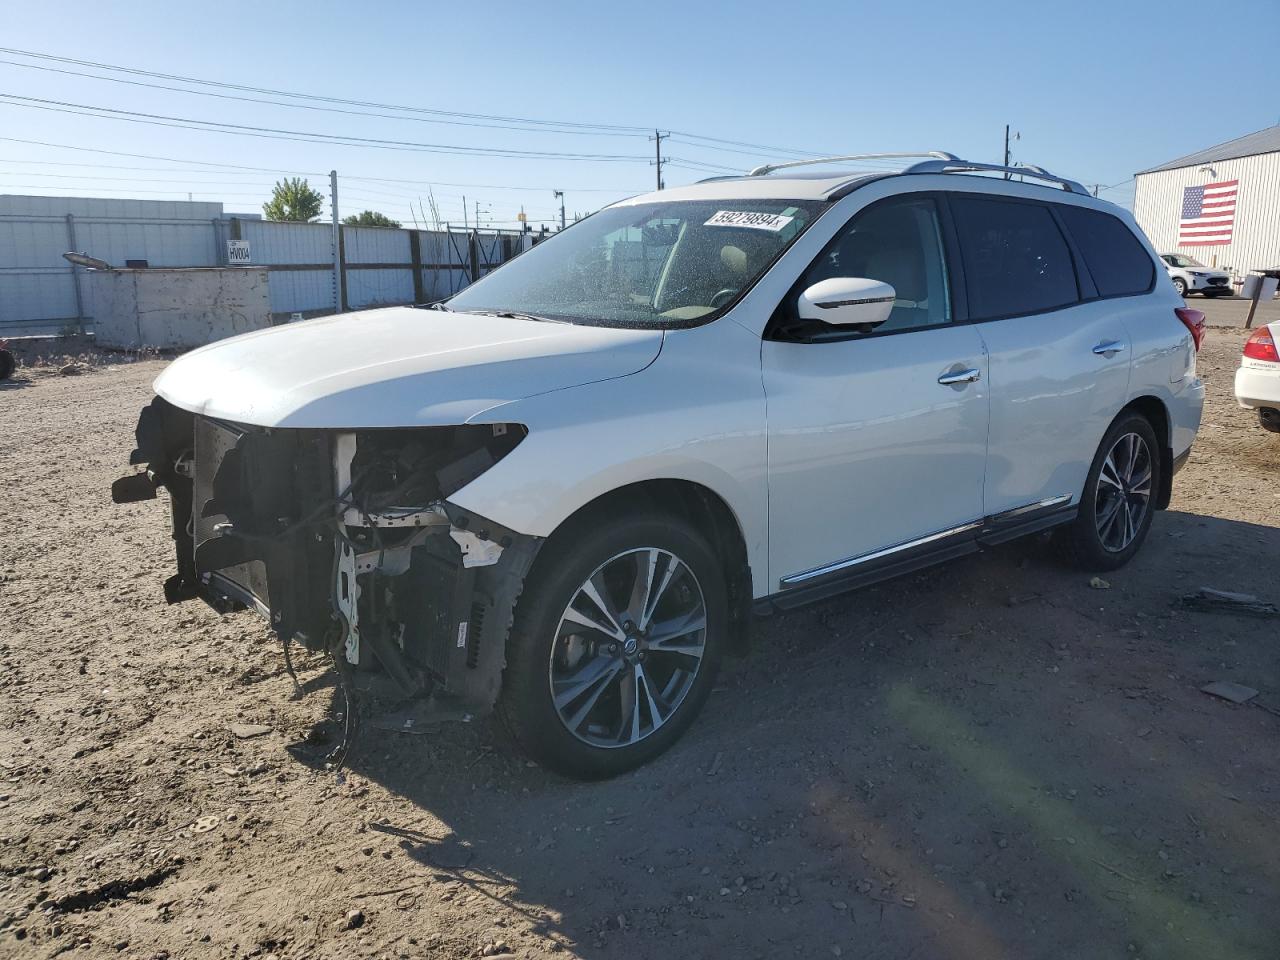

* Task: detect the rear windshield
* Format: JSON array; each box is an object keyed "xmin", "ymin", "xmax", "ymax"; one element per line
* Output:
[{"xmin": 447, "ymin": 199, "xmax": 824, "ymax": 327}]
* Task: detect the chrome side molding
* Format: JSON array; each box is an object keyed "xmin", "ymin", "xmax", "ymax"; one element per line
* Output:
[
  {"xmin": 778, "ymin": 494, "xmax": 1075, "ymax": 589},
  {"xmin": 780, "ymin": 520, "xmax": 983, "ymax": 588}
]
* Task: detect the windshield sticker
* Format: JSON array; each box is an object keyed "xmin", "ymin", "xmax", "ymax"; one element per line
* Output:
[{"xmin": 704, "ymin": 210, "xmax": 795, "ymax": 232}]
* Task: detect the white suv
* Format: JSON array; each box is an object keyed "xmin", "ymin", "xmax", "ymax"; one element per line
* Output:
[
  {"xmin": 115, "ymin": 152, "xmax": 1206, "ymax": 778},
  {"xmin": 1161, "ymin": 253, "xmax": 1232, "ymax": 297}
]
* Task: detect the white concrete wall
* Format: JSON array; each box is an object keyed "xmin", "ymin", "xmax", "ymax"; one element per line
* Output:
[
  {"xmin": 1133, "ymin": 151, "xmax": 1280, "ymax": 277},
  {"xmin": 90, "ymin": 268, "xmax": 272, "ymax": 350}
]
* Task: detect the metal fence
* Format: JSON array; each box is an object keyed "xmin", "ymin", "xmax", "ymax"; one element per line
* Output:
[{"xmin": 1, "ymin": 195, "xmax": 538, "ymax": 337}]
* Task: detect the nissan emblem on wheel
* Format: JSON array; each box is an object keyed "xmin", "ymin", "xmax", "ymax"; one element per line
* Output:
[{"xmin": 114, "ymin": 151, "xmax": 1205, "ymax": 778}]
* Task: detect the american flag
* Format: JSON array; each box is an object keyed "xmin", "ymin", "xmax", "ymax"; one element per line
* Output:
[{"xmin": 1179, "ymin": 179, "xmax": 1238, "ymax": 246}]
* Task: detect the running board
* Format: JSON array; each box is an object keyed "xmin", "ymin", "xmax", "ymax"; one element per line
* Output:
[{"xmin": 756, "ymin": 497, "xmax": 1076, "ymax": 614}]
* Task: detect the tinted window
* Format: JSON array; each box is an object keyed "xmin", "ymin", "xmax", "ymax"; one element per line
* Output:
[
  {"xmin": 1057, "ymin": 206, "xmax": 1155, "ymax": 297},
  {"xmin": 791, "ymin": 195, "xmax": 951, "ymax": 333},
  {"xmin": 950, "ymin": 196, "xmax": 1079, "ymax": 319}
]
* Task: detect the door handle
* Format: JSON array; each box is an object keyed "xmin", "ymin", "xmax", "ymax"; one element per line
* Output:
[
  {"xmin": 937, "ymin": 367, "xmax": 982, "ymax": 385},
  {"xmin": 1092, "ymin": 340, "xmax": 1126, "ymax": 356}
]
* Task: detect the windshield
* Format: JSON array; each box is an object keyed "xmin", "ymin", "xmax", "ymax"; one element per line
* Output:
[
  {"xmin": 447, "ymin": 199, "xmax": 824, "ymax": 326},
  {"xmin": 1167, "ymin": 254, "xmax": 1205, "ymax": 268}
]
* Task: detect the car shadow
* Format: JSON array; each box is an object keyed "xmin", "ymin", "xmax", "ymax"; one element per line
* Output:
[{"xmin": 335, "ymin": 509, "xmax": 1280, "ymax": 959}]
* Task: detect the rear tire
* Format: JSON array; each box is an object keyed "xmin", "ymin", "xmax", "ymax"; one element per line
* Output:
[
  {"xmin": 497, "ymin": 511, "xmax": 726, "ymax": 779},
  {"xmin": 1059, "ymin": 412, "xmax": 1161, "ymax": 571},
  {"xmin": 1260, "ymin": 407, "xmax": 1280, "ymax": 434}
]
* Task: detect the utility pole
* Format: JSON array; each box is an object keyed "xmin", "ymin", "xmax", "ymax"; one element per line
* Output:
[
  {"xmin": 475, "ymin": 199, "xmax": 482, "ymax": 228},
  {"xmin": 650, "ymin": 130, "xmax": 669, "ymax": 190},
  {"xmin": 329, "ymin": 169, "xmax": 343, "ymax": 311},
  {"xmin": 1003, "ymin": 125, "xmax": 1020, "ymax": 178},
  {"xmin": 553, "ymin": 190, "xmax": 566, "ymax": 230},
  {"xmin": 462, "ymin": 194, "xmax": 468, "ymax": 231}
]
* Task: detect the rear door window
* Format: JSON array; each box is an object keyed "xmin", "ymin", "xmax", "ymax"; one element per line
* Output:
[
  {"xmin": 950, "ymin": 195, "xmax": 1080, "ymax": 319},
  {"xmin": 1056, "ymin": 206, "xmax": 1155, "ymax": 297}
]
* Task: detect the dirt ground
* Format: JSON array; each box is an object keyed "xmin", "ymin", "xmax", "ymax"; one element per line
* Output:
[{"xmin": 2, "ymin": 329, "xmax": 1278, "ymax": 960}]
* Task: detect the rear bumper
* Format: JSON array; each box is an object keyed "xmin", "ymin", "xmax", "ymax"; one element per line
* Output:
[{"xmin": 1235, "ymin": 364, "xmax": 1280, "ymax": 409}]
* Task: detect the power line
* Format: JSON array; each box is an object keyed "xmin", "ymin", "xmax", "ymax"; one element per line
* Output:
[
  {"xmin": 0, "ymin": 141, "xmax": 640, "ymax": 193},
  {"xmin": 342, "ymin": 174, "xmax": 632, "ymax": 193},
  {"xmin": 0, "ymin": 47, "xmax": 834, "ymax": 164},
  {"xmin": 0, "ymin": 135, "xmax": 328, "ymax": 175},
  {"xmin": 0, "ymin": 94, "xmax": 653, "ymax": 161},
  {"xmin": 0, "ymin": 47, "xmax": 652, "ymax": 135},
  {"xmin": 0, "ymin": 57, "xmax": 653, "ymax": 140}
]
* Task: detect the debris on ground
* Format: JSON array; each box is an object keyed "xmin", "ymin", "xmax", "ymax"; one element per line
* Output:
[
  {"xmin": 1089, "ymin": 577, "xmax": 1111, "ymax": 590},
  {"xmin": 1201, "ymin": 681, "xmax": 1260, "ymax": 705},
  {"xmin": 337, "ymin": 909, "xmax": 365, "ymax": 931},
  {"xmin": 228, "ymin": 723, "xmax": 272, "ymax": 739},
  {"xmin": 1181, "ymin": 587, "xmax": 1279, "ymax": 618}
]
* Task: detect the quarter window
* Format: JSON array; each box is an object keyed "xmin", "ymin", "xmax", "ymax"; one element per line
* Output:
[
  {"xmin": 1057, "ymin": 206, "xmax": 1156, "ymax": 297},
  {"xmin": 790, "ymin": 195, "xmax": 952, "ymax": 334},
  {"xmin": 950, "ymin": 196, "xmax": 1079, "ymax": 319}
]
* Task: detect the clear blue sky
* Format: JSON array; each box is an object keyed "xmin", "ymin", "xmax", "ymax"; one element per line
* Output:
[{"xmin": 2, "ymin": 0, "xmax": 1277, "ymax": 224}]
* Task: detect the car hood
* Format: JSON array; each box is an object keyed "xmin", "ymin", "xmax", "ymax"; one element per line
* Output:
[
  {"xmin": 153, "ymin": 306, "xmax": 663, "ymax": 428},
  {"xmin": 1167, "ymin": 264, "xmax": 1228, "ymax": 277}
]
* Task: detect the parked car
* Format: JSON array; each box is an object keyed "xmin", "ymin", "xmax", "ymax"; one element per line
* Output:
[
  {"xmin": 1234, "ymin": 323, "xmax": 1280, "ymax": 432},
  {"xmin": 1161, "ymin": 253, "xmax": 1232, "ymax": 298},
  {"xmin": 115, "ymin": 152, "xmax": 1206, "ymax": 778}
]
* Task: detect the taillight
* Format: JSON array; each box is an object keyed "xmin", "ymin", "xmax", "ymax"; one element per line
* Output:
[
  {"xmin": 1243, "ymin": 327, "xmax": 1279, "ymax": 363},
  {"xmin": 1175, "ymin": 307, "xmax": 1206, "ymax": 352}
]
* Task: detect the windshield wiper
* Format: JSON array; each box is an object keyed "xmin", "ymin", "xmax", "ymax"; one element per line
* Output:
[{"xmin": 460, "ymin": 309, "xmax": 565, "ymax": 324}]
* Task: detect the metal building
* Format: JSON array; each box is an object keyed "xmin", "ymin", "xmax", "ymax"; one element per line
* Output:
[{"xmin": 1133, "ymin": 126, "xmax": 1280, "ymax": 279}]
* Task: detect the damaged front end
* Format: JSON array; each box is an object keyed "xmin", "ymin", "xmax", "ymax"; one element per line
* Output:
[{"xmin": 114, "ymin": 398, "xmax": 540, "ymax": 737}]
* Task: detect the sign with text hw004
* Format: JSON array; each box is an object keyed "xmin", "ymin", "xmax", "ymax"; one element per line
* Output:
[{"xmin": 227, "ymin": 240, "xmax": 252, "ymax": 265}]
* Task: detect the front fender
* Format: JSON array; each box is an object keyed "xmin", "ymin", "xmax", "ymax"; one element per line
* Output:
[{"xmin": 449, "ymin": 322, "xmax": 772, "ymax": 596}]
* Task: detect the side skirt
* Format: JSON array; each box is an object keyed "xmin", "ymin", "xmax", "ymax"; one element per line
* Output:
[{"xmin": 755, "ymin": 499, "xmax": 1077, "ymax": 615}]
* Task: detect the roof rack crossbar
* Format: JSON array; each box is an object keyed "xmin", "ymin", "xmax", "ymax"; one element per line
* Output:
[
  {"xmin": 903, "ymin": 158, "xmax": 1089, "ymax": 195},
  {"xmin": 747, "ymin": 152, "xmax": 960, "ymax": 177}
]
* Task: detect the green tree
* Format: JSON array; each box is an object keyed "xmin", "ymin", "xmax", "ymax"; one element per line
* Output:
[
  {"xmin": 262, "ymin": 177, "xmax": 324, "ymax": 222},
  {"xmin": 342, "ymin": 210, "xmax": 402, "ymax": 228}
]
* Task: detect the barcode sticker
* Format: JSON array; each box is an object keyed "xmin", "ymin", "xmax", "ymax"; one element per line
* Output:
[{"xmin": 704, "ymin": 210, "xmax": 795, "ymax": 232}]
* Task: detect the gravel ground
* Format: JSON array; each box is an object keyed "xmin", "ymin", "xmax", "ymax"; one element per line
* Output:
[{"xmin": 1, "ymin": 329, "xmax": 1278, "ymax": 960}]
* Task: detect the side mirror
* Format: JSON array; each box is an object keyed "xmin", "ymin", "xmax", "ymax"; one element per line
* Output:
[{"xmin": 798, "ymin": 277, "xmax": 896, "ymax": 328}]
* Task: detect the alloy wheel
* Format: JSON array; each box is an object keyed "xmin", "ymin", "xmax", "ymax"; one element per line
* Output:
[
  {"xmin": 548, "ymin": 547, "xmax": 707, "ymax": 748},
  {"xmin": 1094, "ymin": 432, "xmax": 1153, "ymax": 552}
]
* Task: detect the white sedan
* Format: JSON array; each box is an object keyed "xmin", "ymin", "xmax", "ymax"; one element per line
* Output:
[{"xmin": 1235, "ymin": 322, "xmax": 1280, "ymax": 432}]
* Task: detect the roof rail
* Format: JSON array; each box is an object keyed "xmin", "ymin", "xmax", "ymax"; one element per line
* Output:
[
  {"xmin": 747, "ymin": 152, "xmax": 959, "ymax": 177},
  {"xmin": 903, "ymin": 158, "xmax": 1089, "ymax": 195},
  {"xmin": 744, "ymin": 152, "xmax": 1089, "ymax": 196}
]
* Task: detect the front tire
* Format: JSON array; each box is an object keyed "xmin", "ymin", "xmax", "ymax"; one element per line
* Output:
[
  {"xmin": 1059, "ymin": 412, "xmax": 1161, "ymax": 571},
  {"xmin": 1171, "ymin": 278, "xmax": 1187, "ymax": 297},
  {"xmin": 498, "ymin": 511, "xmax": 726, "ymax": 779}
]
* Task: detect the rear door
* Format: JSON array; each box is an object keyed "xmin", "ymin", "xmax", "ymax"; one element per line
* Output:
[{"xmin": 948, "ymin": 193, "xmax": 1132, "ymax": 520}]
